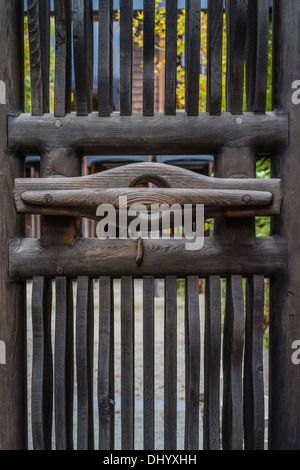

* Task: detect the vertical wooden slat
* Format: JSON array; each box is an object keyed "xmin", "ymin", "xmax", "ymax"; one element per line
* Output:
[
  {"xmin": 165, "ymin": 0, "xmax": 177, "ymax": 115},
  {"xmin": 55, "ymin": 277, "xmax": 74, "ymax": 450},
  {"xmin": 76, "ymin": 277, "xmax": 94, "ymax": 450},
  {"xmin": 28, "ymin": 0, "xmax": 50, "ymax": 115},
  {"xmin": 98, "ymin": 276, "xmax": 115, "ymax": 450},
  {"xmin": 143, "ymin": 0, "xmax": 155, "ymax": 116},
  {"xmin": 226, "ymin": 0, "xmax": 248, "ymax": 114},
  {"xmin": 32, "ymin": 276, "xmax": 53, "ymax": 450},
  {"xmin": 244, "ymin": 276, "xmax": 265, "ymax": 450},
  {"xmin": 246, "ymin": 0, "xmax": 269, "ymax": 113},
  {"xmin": 222, "ymin": 275, "xmax": 244, "ymax": 450},
  {"xmin": 54, "ymin": 0, "xmax": 72, "ymax": 117},
  {"xmin": 204, "ymin": 276, "xmax": 221, "ymax": 450},
  {"xmin": 0, "ymin": 2, "xmax": 26, "ymax": 449},
  {"xmin": 73, "ymin": 0, "xmax": 93, "ymax": 116},
  {"xmin": 120, "ymin": 0, "xmax": 133, "ymax": 116},
  {"xmin": 121, "ymin": 277, "xmax": 134, "ymax": 450},
  {"xmin": 185, "ymin": 0, "xmax": 201, "ymax": 116},
  {"xmin": 143, "ymin": 277, "xmax": 155, "ymax": 450},
  {"xmin": 269, "ymin": 0, "xmax": 300, "ymax": 450},
  {"xmin": 185, "ymin": 276, "xmax": 200, "ymax": 450},
  {"xmin": 206, "ymin": 0, "xmax": 223, "ymax": 115},
  {"xmin": 98, "ymin": 0, "xmax": 113, "ymax": 116},
  {"xmin": 164, "ymin": 276, "xmax": 177, "ymax": 450}
]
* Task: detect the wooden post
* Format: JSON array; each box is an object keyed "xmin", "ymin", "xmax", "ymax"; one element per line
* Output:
[
  {"xmin": 0, "ymin": 0, "xmax": 27, "ymax": 450},
  {"xmin": 270, "ymin": 0, "xmax": 300, "ymax": 450}
]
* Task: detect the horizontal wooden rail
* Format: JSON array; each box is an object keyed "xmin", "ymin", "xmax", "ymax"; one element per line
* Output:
[
  {"xmin": 17, "ymin": 188, "xmax": 278, "ymax": 219},
  {"xmin": 8, "ymin": 112, "xmax": 288, "ymax": 155},
  {"xmin": 14, "ymin": 162, "xmax": 283, "ymax": 219},
  {"xmin": 9, "ymin": 237, "xmax": 287, "ymax": 280}
]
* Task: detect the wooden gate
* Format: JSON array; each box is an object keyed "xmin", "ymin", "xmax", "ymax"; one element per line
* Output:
[{"xmin": 0, "ymin": 0, "xmax": 299, "ymax": 450}]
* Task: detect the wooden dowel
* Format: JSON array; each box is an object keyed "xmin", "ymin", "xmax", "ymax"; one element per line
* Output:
[
  {"xmin": 204, "ymin": 276, "xmax": 221, "ymax": 450},
  {"xmin": 98, "ymin": 276, "xmax": 115, "ymax": 450},
  {"xmin": 76, "ymin": 276, "xmax": 94, "ymax": 450}
]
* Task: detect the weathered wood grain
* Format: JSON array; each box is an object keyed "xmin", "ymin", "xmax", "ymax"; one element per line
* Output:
[
  {"xmin": 185, "ymin": 0, "xmax": 201, "ymax": 115},
  {"xmin": 244, "ymin": 276, "xmax": 265, "ymax": 450},
  {"xmin": 9, "ymin": 236, "xmax": 287, "ymax": 280},
  {"xmin": 143, "ymin": 0, "xmax": 155, "ymax": 116},
  {"xmin": 54, "ymin": 0, "xmax": 72, "ymax": 117},
  {"xmin": 206, "ymin": 0, "xmax": 223, "ymax": 115},
  {"xmin": 226, "ymin": 0, "xmax": 248, "ymax": 114},
  {"xmin": 120, "ymin": 0, "xmax": 133, "ymax": 116},
  {"xmin": 14, "ymin": 162, "xmax": 283, "ymax": 221},
  {"xmin": 55, "ymin": 277, "xmax": 74, "ymax": 450},
  {"xmin": 0, "ymin": 0, "xmax": 27, "ymax": 450},
  {"xmin": 204, "ymin": 276, "xmax": 221, "ymax": 450},
  {"xmin": 18, "ymin": 187, "xmax": 276, "ymax": 217},
  {"xmin": 98, "ymin": 276, "xmax": 115, "ymax": 450},
  {"xmin": 184, "ymin": 276, "xmax": 200, "ymax": 450},
  {"xmin": 31, "ymin": 276, "xmax": 53, "ymax": 450},
  {"xmin": 121, "ymin": 277, "xmax": 135, "ymax": 450},
  {"xmin": 164, "ymin": 276, "xmax": 177, "ymax": 450},
  {"xmin": 165, "ymin": 0, "xmax": 177, "ymax": 115},
  {"xmin": 73, "ymin": 0, "xmax": 93, "ymax": 115},
  {"xmin": 98, "ymin": 0, "xmax": 113, "ymax": 116},
  {"xmin": 246, "ymin": 0, "xmax": 269, "ymax": 114},
  {"xmin": 222, "ymin": 276, "xmax": 244, "ymax": 450},
  {"xmin": 143, "ymin": 276, "xmax": 155, "ymax": 450},
  {"xmin": 269, "ymin": 0, "xmax": 300, "ymax": 450},
  {"xmin": 28, "ymin": 0, "xmax": 50, "ymax": 115},
  {"xmin": 8, "ymin": 112, "xmax": 289, "ymax": 155},
  {"xmin": 76, "ymin": 276, "xmax": 94, "ymax": 450}
]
